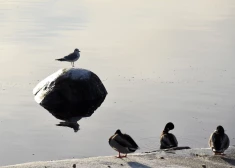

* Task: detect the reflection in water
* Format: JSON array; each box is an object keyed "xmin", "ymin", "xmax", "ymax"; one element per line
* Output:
[{"xmin": 33, "ymin": 68, "xmax": 107, "ymax": 132}]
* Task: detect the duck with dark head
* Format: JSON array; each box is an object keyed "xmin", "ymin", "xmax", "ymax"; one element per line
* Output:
[
  {"xmin": 160, "ymin": 122, "xmax": 178, "ymax": 149},
  {"xmin": 109, "ymin": 129, "xmax": 139, "ymax": 158},
  {"xmin": 209, "ymin": 125, "xmax": 230, "ymax": 155}
]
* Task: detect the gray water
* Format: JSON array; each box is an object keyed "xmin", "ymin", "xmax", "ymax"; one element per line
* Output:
[{"xmin": 0, "ymin": 0, "xmax": 235, "ymax": 166}]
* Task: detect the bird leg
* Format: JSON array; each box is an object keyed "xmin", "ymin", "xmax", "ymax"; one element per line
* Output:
[
  {"xmin": 116, "ymin": 152, "xmax": 127, "ymax": 158},
  {"xmin": 116, "ymin": 152, "xmax": 121, "ymax": 158},
  {"xmin": 116, "ymin": 152, "xmax": 123, "ymax": 158},
  {"xmin": 123, "ymin": 154, "xmax": 127, "ymax": 157}
]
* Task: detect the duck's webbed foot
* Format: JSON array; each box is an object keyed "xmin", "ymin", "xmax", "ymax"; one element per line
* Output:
[{"xmin": 214, "ymin": 152, "xmax": 225, "ymax": 156}]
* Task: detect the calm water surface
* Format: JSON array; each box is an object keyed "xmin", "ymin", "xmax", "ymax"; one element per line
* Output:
[{"xmin": 0, "ymin": 0, "xmax": 235, "ymax": 166}]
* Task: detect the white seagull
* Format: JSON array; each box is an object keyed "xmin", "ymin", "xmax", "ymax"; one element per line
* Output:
[{"xmin": 56, "ymin": 48, "xmax": 80, "ymax": 67}]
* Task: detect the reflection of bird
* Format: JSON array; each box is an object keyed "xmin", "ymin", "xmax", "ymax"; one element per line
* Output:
[
  {"xmin": 56, "ymin": 122, "xmax": 79, "ymax": 132},
  {"xmin": 160, "ymin": 122, "xmax": 178, "ymax": 149},
  {"xmin": 109, "ymin": 129, "xmax": 139, "ymax": 158},
  {"xmin": 56, "ymin": 117, "xmax": 82, "ymax": 132},
  {"xmin": 56, "ymin": 48, "xmax": 80, "ymax": 67},
  {"xmin": 209, "ymin": 125, "xmax": 230, "ymax": 155}
]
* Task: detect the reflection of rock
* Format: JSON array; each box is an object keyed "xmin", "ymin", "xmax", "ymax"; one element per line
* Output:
[{"xmin": 33, "ymin": 68, "xmax": 107, "ymax": 132}]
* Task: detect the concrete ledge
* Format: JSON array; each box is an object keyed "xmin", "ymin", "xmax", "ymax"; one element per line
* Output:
[{"xmin": 2, "ymin": 147, "xmax": 235, "ymax": 168}]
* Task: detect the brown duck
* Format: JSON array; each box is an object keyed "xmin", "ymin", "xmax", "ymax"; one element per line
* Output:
[{"xmin": 109, "ymin": 129, "xmax": 139, "ymax": 158}]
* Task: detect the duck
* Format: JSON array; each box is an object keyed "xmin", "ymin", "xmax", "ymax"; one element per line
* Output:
[
  {"xmin": 160, "ymin": 122, "xmax": 178, "ymax": 149},
  {"xmin": 109, "ymin": 129, "xmax": 139, "ymax": 158},
  {"xmin": 209, "ymin": 125, "xmax": 230, "ymax": 155}
]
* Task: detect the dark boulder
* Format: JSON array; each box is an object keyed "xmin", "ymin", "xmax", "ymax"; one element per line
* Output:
[{"xmin": 33, "ymin": 68, "xmax": 107, "ymax": 132}]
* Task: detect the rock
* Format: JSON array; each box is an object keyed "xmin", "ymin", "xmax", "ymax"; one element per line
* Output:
[{"xmin": 33, "ymin": 68, "xmax": 107, "ymax": 132}]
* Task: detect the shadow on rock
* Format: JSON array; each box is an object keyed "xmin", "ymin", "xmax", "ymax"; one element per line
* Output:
[
  {"xmin": 33, "ymin": 68, "xmax": 107, "ymax": 132},
  {"xmin": 163, "ymin": 146, "xmax": 191, "ymax": 151},
  {"xmin": 221, "ymin": 157, "xmax": 235, "ymax": 166},
  {"xmin": 127, "ymin": 162, "xmax": 152, "ymax": 168}
]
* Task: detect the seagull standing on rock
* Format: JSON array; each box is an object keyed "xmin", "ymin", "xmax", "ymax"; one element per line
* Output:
[{"xmin": 56, "ymin": 48, "xmax": 80, "ymax": 67}]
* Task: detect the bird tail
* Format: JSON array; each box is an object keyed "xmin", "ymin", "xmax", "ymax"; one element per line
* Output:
[
  {"xmin": 55, "ymin": 58, "xmax": 66, "ymax": 61},
  {"xmin": 56, "ymin": 122, "xmax": 70, "ymax": 127}
]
